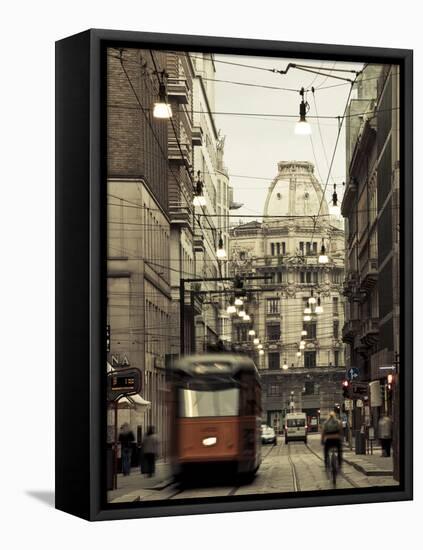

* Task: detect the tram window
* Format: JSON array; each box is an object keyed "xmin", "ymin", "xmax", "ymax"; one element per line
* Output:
[{"xmin": 178, "ymin": 388, "xmax": 239, "ymax": 417}]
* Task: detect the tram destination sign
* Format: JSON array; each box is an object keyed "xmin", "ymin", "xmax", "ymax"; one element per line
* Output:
[{"xmin": 107, "ymin": 367, "xmax": 141, "ymax": 401}]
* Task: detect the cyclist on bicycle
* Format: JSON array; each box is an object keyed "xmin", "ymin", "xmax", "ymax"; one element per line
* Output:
[{"xmin": 321, "ymin": 410, "xmax": 343, "ymax": 471}]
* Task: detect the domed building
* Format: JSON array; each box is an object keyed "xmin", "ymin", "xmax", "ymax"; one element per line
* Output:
[{"xmin": 228, "ymin": 161, "xmax": 346, "ymax": 430}]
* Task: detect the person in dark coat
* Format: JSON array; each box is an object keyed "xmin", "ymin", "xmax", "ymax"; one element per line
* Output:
[
  {"xmin": 378, "ymin": 415, "xmax": 393, "ymax": 457},
  {"xmin": 142, "ymin": 426, "xmax": 159, "ymax": 477},
  {"xmin": 119, "ymin": 423, "xmax": 135, "ymax": 476}
]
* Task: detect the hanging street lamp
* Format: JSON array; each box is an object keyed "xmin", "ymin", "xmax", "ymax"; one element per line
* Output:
[{"xmin": 294, "ymin": 87, "xmax": 312, "ymax": 135}]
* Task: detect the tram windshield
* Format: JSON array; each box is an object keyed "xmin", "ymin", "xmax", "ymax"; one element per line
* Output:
[{"xmin": 179, "ymin": 387, "xmax": 240, "ymax": 417}]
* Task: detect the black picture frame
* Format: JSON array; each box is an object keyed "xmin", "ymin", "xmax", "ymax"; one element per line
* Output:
[{"xmin": 55, "ymin": 28, "xmax": 413, "ymax": 521}]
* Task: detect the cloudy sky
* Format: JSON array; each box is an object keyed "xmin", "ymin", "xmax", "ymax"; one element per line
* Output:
[{"xmin": 211, "ymin": 54, "xmax": 364, "ymax": 221}]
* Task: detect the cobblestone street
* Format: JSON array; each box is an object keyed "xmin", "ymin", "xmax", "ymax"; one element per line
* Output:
[{"xmin": 109, "ymin": 434, "xmax": 398, "ymax": 503}]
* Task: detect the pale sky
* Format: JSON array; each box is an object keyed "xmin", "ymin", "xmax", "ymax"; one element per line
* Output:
[{"xmin": 212, "ymin": 54, "xmax": 364, "ymax": 222}]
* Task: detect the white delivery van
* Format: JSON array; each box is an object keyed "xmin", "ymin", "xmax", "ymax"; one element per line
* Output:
[{"xmin": 284, "ymin": 412, "xmax": 307, "ymax": 444}]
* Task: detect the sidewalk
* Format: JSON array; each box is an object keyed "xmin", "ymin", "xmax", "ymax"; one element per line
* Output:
[
  {"xmin": 342, "ymin": 448, "xmax": 393, "ymax": 476},
  {"xmin": 308, "ymin": 434, "xmax": 394, "ymax": 477},
  {"xmin": 108, "ymin": 461, "xmax": 173, "ymax": 503}
]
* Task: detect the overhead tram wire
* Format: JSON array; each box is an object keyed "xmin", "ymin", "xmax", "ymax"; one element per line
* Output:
[
  {"xmin": 311, "ymin": 88, "xmax": 337, "ymax": 185},
  {"xmin": 199, "ymin": 77, "xmax": 298, "ymax": 92},
  {"xmin": 147, "ymin": 49, "xmax": 227, "ymax": 278},
  {"xmin": 305, "ymin": 61, "xmax": 337, "ymax": 90},
  {"xmin": 184, "ymin": 51, "xmax": 360, "ymax": 81},
  {"xmin": 311, "ymin": 62, "xmax": 368, "ymax": 191},
  {"xmin": 309, "ymin": 76, "xmax": 358, "ymax": 246},
  {"xmin": 107, "ymin": 200, "xmax": 396, "ymax": 221},
  {"xmin": 117, "ymin": 54, "xmax": 193, "ymax": 210},
  {"xmin": 110, "ymin": 50, "xmax": 398, "ymax": 93},
  {"xmin": 118, "ymin": 51, "xmax": 222, "ymax": 268},
  {"xmin": 148, "ymin": 51, "xmax": 223, "ymax": 269},
  {"xmin": 109, "ymin": 54, "xmax": 398, "ymax": 121}
]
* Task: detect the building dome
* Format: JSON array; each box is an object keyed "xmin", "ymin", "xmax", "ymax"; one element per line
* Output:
[{"xmin": 263, "ymin": 161, "xmax": 329, "ymax": 219}]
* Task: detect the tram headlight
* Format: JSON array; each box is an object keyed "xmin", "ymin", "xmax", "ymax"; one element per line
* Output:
[{"xmin": 202, "ymin": 437, "xmax": 217, "ymax": 447}]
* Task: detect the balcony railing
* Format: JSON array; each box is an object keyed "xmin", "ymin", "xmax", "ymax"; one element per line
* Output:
[
  {"xmin": 343, "ymin": 271, "xmax": 361, "ymax": 300},
  {"xmin": 168, "ymin": 202, "xmax": 192, "ymax": 228},
  {"xmin": 341, "ymin": 178, "xmax": 358, "ymax": 216},
  {"xmin": 191, "ymin": 126, "xmax": 203, "ymax": 146},
  {"xmin": 167, "ymin": 79, "xmax": 189, "ymax": 104},
  {"xmin": 360, "ymin": 258, "xmax": 378, "ymax": 292},
  {"xmin": 168, "ymin": 138, "xmax": 191, "ymax": 169},
  {"xmin": 360, "ymin": 318, "xmax": 379, "ymax": 347},
  {"xmin": 342, "ymin": 319, "xmax": 361, "ymax": 343},
  {"xmin": 193, "ymin": 232, "xmax": 205, "ymax": 253}
]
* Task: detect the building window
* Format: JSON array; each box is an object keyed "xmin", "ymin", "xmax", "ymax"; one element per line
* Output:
[
  {"xmin": 313, "ymin": 271, "xmax": 318, "ymax": 283},
  {"xmin": 268, "ymin": 352, "xmax": 280, "ymax": 370},
  {"xmin": 299, "ymin": 241, "xmax": 304, "ymax": 255},
  {"xmin": 333, "ymin": 320, "xmax": 339, "ymax": 338},
  {"xmin": 281, "ymin": 242, "xmax": 286, "ymax": 255},
  {"xmin": 271, "ymin": 243, "xmax": 275, "ymax": 256},
  {"xmin": 300, "ymin": 271, "xmax": 305, "ymax": 283},
  {"xmin": 268, "ymin": 384, "xmax": 280, "ymax": 396},
  {"xmin": 333, "ymin": 270, "xmax": 342, "ymax": 284},
  {"xmin": 304, "ymin": 351, "xmax": 316, "ymax": 368},
  {"xmin": 304, "ymin": 321, "xmax": 317, "ymax": 339},
  {"xmin": 236, "ymin": 325, "xmax": 248, "ymax": 342},
  {"xmin": 306, "ymin": 271, "xmax": 312, "ymax": 283},
  {"xmin": 302, "ymin": 381, "xmax": 315, "ymax": 395},
  {"xmin": 332, "ymin": 297, "xmax": 339, "ymax": 315},
  {"xmin": 267, "ymin": 323, "xmax": 281, "ymax": 341},
  {"xmin": 334, "ymin": 350, "xmax": 340, "ymax": 366},
  {"xmin": 277, "ymin": 271, "xmax": 282, "ymax": 283},
  {"xmin": 267, "ymin": 298, "xmax": 280, "ymax": 314},
  {"xmin": 305, "ymin": 242, "xmax": 318, "ymax": 255}
]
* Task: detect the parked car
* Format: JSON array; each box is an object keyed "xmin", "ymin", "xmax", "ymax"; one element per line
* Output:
[{"xmin": 261, "ymin": 425, "xmax": 276, "ymax": 444}]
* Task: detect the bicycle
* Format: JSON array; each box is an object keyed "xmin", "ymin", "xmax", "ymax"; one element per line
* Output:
[{"xmin": 327, "ymin": 445, "xmax": 339, "ymax": 487}]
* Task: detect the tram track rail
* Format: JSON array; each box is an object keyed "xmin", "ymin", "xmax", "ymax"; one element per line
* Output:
[
  {"xmin": 305, "ymin": 442, "xmax": 360, "ymax": 489},
  {"xmin": 261, "ymin": 443, "xmax": 278, "ymax": 460},
  {"xmin": 287, "ymin": 444, "xmax": 301, "ymax": 492}
]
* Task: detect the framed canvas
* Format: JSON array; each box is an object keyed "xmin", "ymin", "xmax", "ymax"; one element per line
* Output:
[{"xmin": 55, "ymin": 29, "xmax": 413, "ymax": 521}]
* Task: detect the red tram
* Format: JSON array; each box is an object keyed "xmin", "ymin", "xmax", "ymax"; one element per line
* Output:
[{"xmin": 170, "ymin": 354, "xmax": 262, "ymax": 480}]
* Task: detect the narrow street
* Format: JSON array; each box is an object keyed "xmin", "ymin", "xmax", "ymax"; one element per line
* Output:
[
  {"xmin": 109, "ymin": 434, "xmax": 398, "ymax": 503},
  {"xmin": 105, "ymin": 47, "xmax": 402, "ymax": 506}
]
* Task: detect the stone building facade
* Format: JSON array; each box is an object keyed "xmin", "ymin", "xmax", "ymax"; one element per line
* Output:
[
  {"xmin": 107, "ymin": 48, "xmax": 171, "ymax": 453},
  {"xmin": 342, "ymin": 65, "xmax": 400, "ymax": 478},
  {"xmin": 228, "ymin": 161, "xmax": 346, "ymax": 431},
  {"xmin": 106, "ymin": 49, "xmax": 231, "ymax": 457}
]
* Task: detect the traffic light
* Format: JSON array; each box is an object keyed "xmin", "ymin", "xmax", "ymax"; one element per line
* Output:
[
  {"xmin": 106, "ymin": 324, "xmax": 110, "ymax": 353},
  {"xmin": 342, "ymin": 380, "xmax": 349, "ymax": 398}
]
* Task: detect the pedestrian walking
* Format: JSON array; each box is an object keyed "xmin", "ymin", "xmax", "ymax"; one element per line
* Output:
[
  {"xmin": 141, "ymin": 425, "xmax": 159, "ymax": 477},
  {"xmin": 118, "ymin": 422, "xmax": 135, "ymax": 476},
  {"xmin": 378, "ymin": 414, "xmax": 392, "ymax": 457}
]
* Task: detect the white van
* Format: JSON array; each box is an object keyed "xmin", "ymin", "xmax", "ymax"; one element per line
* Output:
[{"xmin": 284, "ymin": 412, "xmax": 307, "ymax": 444}]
